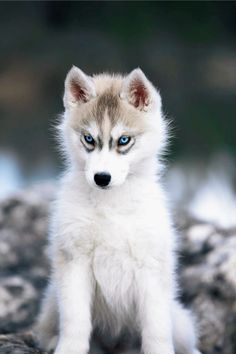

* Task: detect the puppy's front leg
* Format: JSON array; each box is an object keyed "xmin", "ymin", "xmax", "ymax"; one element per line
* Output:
[
  {"xmin": 137, "ymin": 271, "xmax": 175, "ymax": 354},
  {"xmin": 54, "ymin": 257, "xmax": 94, "ymax": 354}
]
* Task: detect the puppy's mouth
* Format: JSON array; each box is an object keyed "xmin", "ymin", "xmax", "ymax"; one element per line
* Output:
[{"xmin": 95, "ymin": 184, "xmax": 111, "ymax": 190}]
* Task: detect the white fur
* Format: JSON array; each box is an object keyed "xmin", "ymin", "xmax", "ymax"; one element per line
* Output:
[{"xmin": 36, "ymin": 67, "xmax": 201, "ymax": 354}]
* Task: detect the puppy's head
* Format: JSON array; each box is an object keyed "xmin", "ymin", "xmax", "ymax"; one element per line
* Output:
[{"xmin": 59, "ymin": 66, "xmax": 167, "ymax": 189}]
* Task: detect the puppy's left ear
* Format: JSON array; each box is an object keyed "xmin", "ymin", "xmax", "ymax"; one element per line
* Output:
[{"xmin": 120, "ymin": 68, "xmax": 161, "ymax": 111}]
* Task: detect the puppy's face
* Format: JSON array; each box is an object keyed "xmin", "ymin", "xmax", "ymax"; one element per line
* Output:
[{"xmin": 60, "ymin": 67, "xmax": 166, "ymax": 189}]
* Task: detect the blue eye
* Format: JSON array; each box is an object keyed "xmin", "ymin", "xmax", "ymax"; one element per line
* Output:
[
  {"xmin": 118, "ymin": 136, "xmax": 131, "ymax": 146},
  {"xmin": 84, "ymin": 134, "xmax": 94, "ymax": 145}
]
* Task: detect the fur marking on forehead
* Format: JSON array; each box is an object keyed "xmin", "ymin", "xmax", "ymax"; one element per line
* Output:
[{"xmin": 95, "ymin": 92, "xmax": 119, "ymax": 126}]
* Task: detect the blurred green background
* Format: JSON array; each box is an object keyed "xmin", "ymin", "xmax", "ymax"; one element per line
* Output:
[{"xmin": 0, "ymin": 1, "xmax": 235, "ymax": 197}]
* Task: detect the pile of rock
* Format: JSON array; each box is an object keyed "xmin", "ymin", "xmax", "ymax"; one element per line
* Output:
[
  {"xmin": 179, "ymin": 216, "xmax": 236, "ymax": 354},
  {"xmin": 0, "ymin": 186, "xmax": 52, "ymax": 336}
]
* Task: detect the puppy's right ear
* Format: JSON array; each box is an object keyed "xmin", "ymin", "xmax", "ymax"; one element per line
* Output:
[{"xmin": 63, "ymin": 66, "xmax": 96, "ymax": 108}]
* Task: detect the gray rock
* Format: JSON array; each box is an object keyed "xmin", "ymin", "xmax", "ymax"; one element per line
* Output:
[
  {"xmin": 0, "ymin": 333, "xmax": 42, "ymax": 353},
  {"xmin": 0, "ymin": 186, "xmax": 51, "ymax": 335},
  {"xmin": 179, "ymin": 216, "xmax": 236, "ymax": 354}
]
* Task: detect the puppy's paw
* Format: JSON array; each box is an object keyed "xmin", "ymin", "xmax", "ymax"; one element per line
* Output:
[{"xmin": 54, "ymin": 341, "xmax": 88, "ymax": 354}]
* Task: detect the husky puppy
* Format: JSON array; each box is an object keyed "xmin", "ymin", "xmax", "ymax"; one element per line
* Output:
[{"xmin": 36, "ymin": 67, "xmax": 201, "ymax": 354}]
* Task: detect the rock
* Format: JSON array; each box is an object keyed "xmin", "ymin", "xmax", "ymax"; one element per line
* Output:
[
  {"xmin": 0, "ymin": 186, "xmax": 52, "ymax": 336},
  {"xmin": 0, "ymin": 332, "xmax": 42, "ymax": 354},
  {"xmin": 179, "ymin": 216, "xmax": 236, "ymax": 354},
  {"xmin": 0, "ymin": 185, "xmax": 236, "ymax": 353}
]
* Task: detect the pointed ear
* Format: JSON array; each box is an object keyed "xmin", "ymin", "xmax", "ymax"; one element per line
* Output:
[
  {"xmin": 120, "ymin": 68, "xmax": 161, "ymax": 111},
  {"xmin": 63, "ymin": 66, "xmax": 96, "ymax": 108}
]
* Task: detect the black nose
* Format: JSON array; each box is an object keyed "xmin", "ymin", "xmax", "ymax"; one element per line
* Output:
[{"xmin": 94, "ymin": 172, "xmax": 111, "ymax": 187}]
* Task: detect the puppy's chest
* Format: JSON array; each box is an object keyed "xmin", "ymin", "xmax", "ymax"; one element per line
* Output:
[
  {"xmin": 75, "ymin": 202, "xmax": 161, "ymax": 267},
  {"xmin": 87, "ymin": 206, "xmax": 157, "ymax": 307},
  {"xmin": 67, "ymin": 200, "xmax": 167, "ymax": 310}
]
